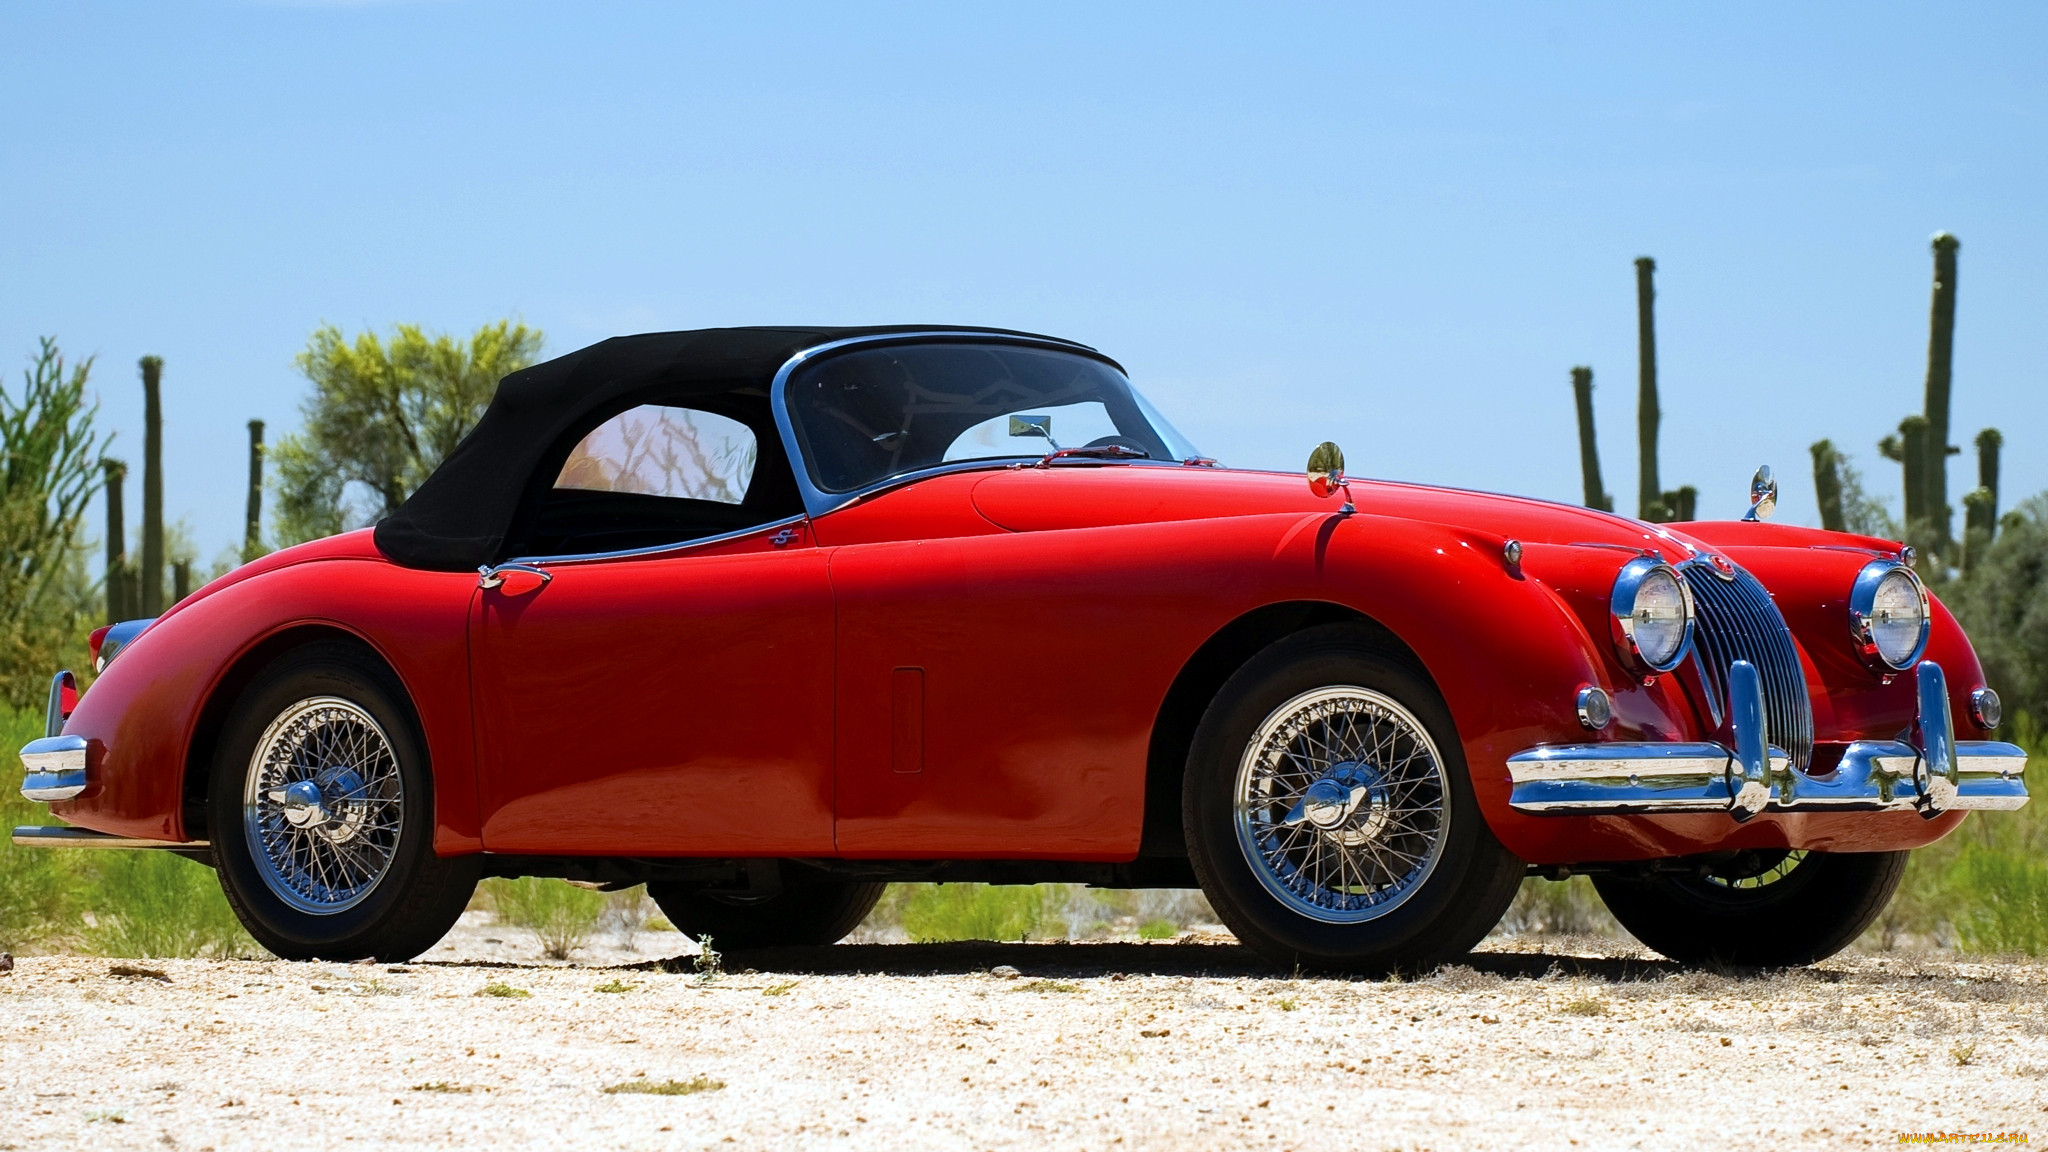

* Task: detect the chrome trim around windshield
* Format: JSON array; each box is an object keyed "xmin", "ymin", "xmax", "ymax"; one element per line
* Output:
[{"xmin": 766, "ymin": 330, "xmax": 1125, "ymax": 521}]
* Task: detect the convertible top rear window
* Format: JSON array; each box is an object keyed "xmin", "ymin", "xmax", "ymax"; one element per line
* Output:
[{"xmin": 786, "ymin": 343, "xmax": 1199, "ymax": 494}]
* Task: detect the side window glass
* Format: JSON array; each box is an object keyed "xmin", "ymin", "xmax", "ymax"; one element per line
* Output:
[{"xmin": 556, "ymin": 407, "xmax": 756, "ymax": 505}]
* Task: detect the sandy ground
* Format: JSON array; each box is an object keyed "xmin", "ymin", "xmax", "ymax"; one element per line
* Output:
[{"xmin": 4, "ymin": 919, "xmax": 2046, "ymax": 1152}]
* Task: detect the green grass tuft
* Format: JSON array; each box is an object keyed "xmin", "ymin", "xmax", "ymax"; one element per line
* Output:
[
  {"xmin": 476, "ymin": 981, "xmax": 530, "ymax": 999},
  {"xmin": 900, "ymin": 883, "xmax": 1066, "ymax": 943},
  {"xmin": 592, "ymin": 979, "xmax": 636, "ymax": 994},
  {"xmin": 84, "ymin": 850, "xmax": 256, "ymax": 959},
  {"xmin": 1014, "ymin": 978, "xmax": 1080, "ymax": 994},
  {"xmin": 1137, "ymin": 918, "xmax": 1178, "ymax": 940},
  {"xmin": 602, "ymin": 1076, "xmax": 724, "ymax": 1096}
]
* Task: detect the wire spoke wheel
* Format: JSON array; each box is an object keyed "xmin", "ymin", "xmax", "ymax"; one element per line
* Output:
[
  {"xmin": 241, "ymin": 696, "xmax": 405, "ymax": 916},
  {"xmin": 1233, "ymin": 686, "xmax": 1449, "ymax": 924}
]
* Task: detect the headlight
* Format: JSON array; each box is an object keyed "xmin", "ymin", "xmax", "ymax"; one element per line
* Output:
[
  {"xmin": 1849, "ymin": 560, "xmax": 1930, "ymax": 671},
  {"xmin": 1611, "ymin": 558, "xmax": 1694, "ymax": 674}
]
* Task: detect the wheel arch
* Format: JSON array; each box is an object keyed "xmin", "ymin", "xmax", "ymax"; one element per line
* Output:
[
  {"xmin": 1139, "ymin": 600, "xmax": 1437, "ymax": 857},
  {"xmin": 180, "ymin": 623, "xmax": 412, "ymax": 840}
]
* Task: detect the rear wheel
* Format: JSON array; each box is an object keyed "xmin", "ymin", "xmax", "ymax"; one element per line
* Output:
[
  {"xmin": 1591, "ymin": 848, "xmax": 1908, "ymax": 966},
  {"xmin": 208, "ymin": 642, "xmax": 478, "ymax": 962},
  {"xmin": 647, "ymin": 870, "xmax": 885, "ymax": 949},
  {"xmin": 1183, "ymin": 626, "xmax": 1524, "ymax": 974}
]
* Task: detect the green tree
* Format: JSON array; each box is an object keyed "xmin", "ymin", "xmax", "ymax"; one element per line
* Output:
[
  {"xmin": 0, "ymin": 339, "xmax": 108, "ymax": 708},
  {"xmin": 1943, "ymin": 494, "xmax": 2048, "ymax": 726},
  {"xmin": 270, "ymin": 320, "xmax": 543, "ymax": 545}
]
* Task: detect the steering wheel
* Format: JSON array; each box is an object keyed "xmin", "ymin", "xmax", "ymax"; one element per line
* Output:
[{"xmin": 1082, "ymin": 435, "xmax": 1152, "ymax": 458}]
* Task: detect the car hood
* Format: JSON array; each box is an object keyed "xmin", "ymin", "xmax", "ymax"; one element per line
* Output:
[{"xmin": 970, "ymin": 465, "xmax": 1695, "ymax": 556}]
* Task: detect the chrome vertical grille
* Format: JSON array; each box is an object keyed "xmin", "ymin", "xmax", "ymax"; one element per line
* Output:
[{"xmin": 1682, "ymin": 562, "xmax": 1814, "ymax": 770}]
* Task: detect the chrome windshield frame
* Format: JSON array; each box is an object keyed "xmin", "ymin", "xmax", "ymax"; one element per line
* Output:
[{"xmin": 768, "ymin": 331, "xmax": 1167, "ymax": 520}]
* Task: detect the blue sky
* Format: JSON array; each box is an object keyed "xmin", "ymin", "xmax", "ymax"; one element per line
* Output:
[{"xmin": 4, "ymin": 2, "xmax": 2043, "ymax": 564}]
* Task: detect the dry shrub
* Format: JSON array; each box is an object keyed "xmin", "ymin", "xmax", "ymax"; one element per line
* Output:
[
  {"xmin": 1494, "ymin": 876, "xmax": 1619, "ymax": 938},
  {"xmin": 486, "ymin": 877, "xmax": 605, "ymax": 960}
]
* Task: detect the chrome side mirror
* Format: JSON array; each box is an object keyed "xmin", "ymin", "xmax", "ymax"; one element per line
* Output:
[
  {"xmin": 1742, "ymin": 464, "xmax": 1778, "ymax": 522},
  {"xmin": 1307, "ymin": 441, "xmax": 1355, "ymax": 515}
]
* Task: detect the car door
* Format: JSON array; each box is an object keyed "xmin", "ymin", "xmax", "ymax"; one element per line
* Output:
[
  {"xmin": 468, "ymin": 403, "xmax": 835, "ymax": 856},
  {"xmin": 822, "ymin": 489, "xmax": 1191, "ymax": 861}
]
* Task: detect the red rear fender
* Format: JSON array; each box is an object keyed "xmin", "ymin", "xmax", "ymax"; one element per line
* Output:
[{"xmin": 54, "ymin": 557, "xmax": 481, "ymax": 852}]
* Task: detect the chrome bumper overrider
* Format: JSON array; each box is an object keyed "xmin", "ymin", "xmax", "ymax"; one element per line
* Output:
[
  {"xmin": 19, "ymin": 735, "xmax": 88, "ymax": 802},
  {"xmin": 1508, "ymin": 660, "xmax": 2027, "ymax": 820}
]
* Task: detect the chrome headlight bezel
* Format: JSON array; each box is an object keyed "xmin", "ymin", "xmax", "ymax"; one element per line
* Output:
[
  {"xmin": 1610, "ymin": 557, "xmax": 1695, "ymax": 675},
  {"xmin": 1849, "ymin": 559, "xmax": 1931, "ymax": 672}
]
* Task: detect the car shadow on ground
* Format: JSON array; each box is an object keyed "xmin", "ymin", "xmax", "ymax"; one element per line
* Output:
[{"xmin": 609, "ymin": 940, "xmax": 1691, "ymax": 982}]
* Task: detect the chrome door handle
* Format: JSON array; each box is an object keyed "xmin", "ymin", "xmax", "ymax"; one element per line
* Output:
[{"xmin": 477, "ymin": 563, "xmax": 554, "ymax": 590}]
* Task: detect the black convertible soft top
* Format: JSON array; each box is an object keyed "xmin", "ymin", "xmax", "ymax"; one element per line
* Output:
[{"xmin": 372, "ymin": 325, "xmax": 1095, "ymax": 571}]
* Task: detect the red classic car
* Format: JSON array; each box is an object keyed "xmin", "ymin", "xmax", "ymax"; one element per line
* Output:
[{"xmin": 14, "ymin": 326, "xmax": 2030, "ymax": 969}]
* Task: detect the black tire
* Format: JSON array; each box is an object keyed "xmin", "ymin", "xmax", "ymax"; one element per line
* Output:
[
  {"xmin": 1592, "ymin": 849, "xmax": 1908, "ymax": 967},
  {"xmin": 207, "ymin": 641, "xmax": 478, "ymax": 962},
  {"xmin": 1183, "ymin": 625, "xmax": 1524, "ymax": 974},
  {"xmin": 647, "ymin": 871, "xmax": 886, "ymax": 949}
]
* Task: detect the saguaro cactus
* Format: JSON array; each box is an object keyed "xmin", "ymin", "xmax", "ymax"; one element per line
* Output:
[
  {"xmin": 244, "ymin": 419, "xmax": 266, "ymax": 562},
  {"xmin": 1975, "ymin": 427, "xmax": 2001, "ymax": 528},
  {"xmin": 1634, "ymin": 257, "xmax": 1662, "ymax": 521},
  {"xmin": 1662, "ymin": 485, "xmax": 1697, "ymax": 522},
  {"xmin": 139, "ymin": 356, "xmax": 164, "ymax": 617},
  {"xmin": 1922, "ymin": 233, "xmax": 1960, "ymax": 551},
  {"xmin": 1895, "ymin": 415, "xmax": 1929, "ymax": 530},
  {"xmin": 1810, "ymin": 440, "xmax": 1846, "ymax": 532},
  {"xmin": 1570, "ymin": 366, "xmax": 1612, "ymax": 512},
  {"xmin": 102, "ymin": 458, "xmax": 129, "ymax": 623},
  {"xmin": 1962, "ymin": 427, "xmax": 2003, "ymax": 567}
]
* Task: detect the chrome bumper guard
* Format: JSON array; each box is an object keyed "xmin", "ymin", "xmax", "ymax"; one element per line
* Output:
[
  {"xmin": 1508, "ymin": 660, "xmax": 2027, "ymax": 820},
  {"xmin": 20, "ymin": 734, "xmax": 88, "ymax": 802}
]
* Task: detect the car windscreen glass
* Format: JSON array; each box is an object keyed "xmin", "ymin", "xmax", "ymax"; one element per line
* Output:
[{"xmin": 785, "ymin": 343, "xmax": 1199, "ymax": 493}]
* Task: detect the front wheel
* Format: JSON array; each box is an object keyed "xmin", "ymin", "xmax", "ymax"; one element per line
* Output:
[
  {"xmin": 1183, "ymin": 626, "xmax": 1524, "ymax": 973},
  {"xmin": 208, "ymin": 642, "xmax": 478, "ymax": 962},
  {"xmin": 1592, "ymin": 849, "xmax": 1908, "ymax": 966}
]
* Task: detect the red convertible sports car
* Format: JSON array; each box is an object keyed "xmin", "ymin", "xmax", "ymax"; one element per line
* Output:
[{"xmin": 15, "ymin": 326, "xmax": 2031, "ymax": 969}]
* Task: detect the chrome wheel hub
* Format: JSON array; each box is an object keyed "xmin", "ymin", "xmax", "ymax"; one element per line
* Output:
[
  {"xmin": 1234, "ymin": 687, "xmax": 1449, "ymax": 924},
  {"xmin": 243, "ymin": 697, "xmax": 403, "ymax": 916},
  {"xmin": 1283, "ymin": 762, "xmax": 1393, "ymax": 842}
]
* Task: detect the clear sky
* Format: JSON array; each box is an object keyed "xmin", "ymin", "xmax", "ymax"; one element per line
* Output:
[{"xmin": 4, "ymin": 2, "xmax": 2043, "ymax": 566}]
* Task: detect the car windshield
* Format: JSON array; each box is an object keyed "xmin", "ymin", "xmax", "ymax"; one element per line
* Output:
[{"xmin": 783, "ymin": 342, "xmax": 1202, "ymax": 494}]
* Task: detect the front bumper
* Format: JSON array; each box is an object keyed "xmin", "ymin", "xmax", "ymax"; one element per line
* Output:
[{"xmin": 1508, "ymin": 660, "xmax": 2027, "ymax": 820}]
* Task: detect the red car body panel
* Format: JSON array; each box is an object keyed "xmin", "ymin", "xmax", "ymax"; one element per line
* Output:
[
  {"xmin": 55, "ymin": 532, "xmax": 485, "ymax": 852},
  {"xmin": 470, "ymin": 523, "xmax": 838, "ymax": 856},
  {"xmin": 50, "ymin": 461, "xmax": 1986, "ymax": 866}
]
